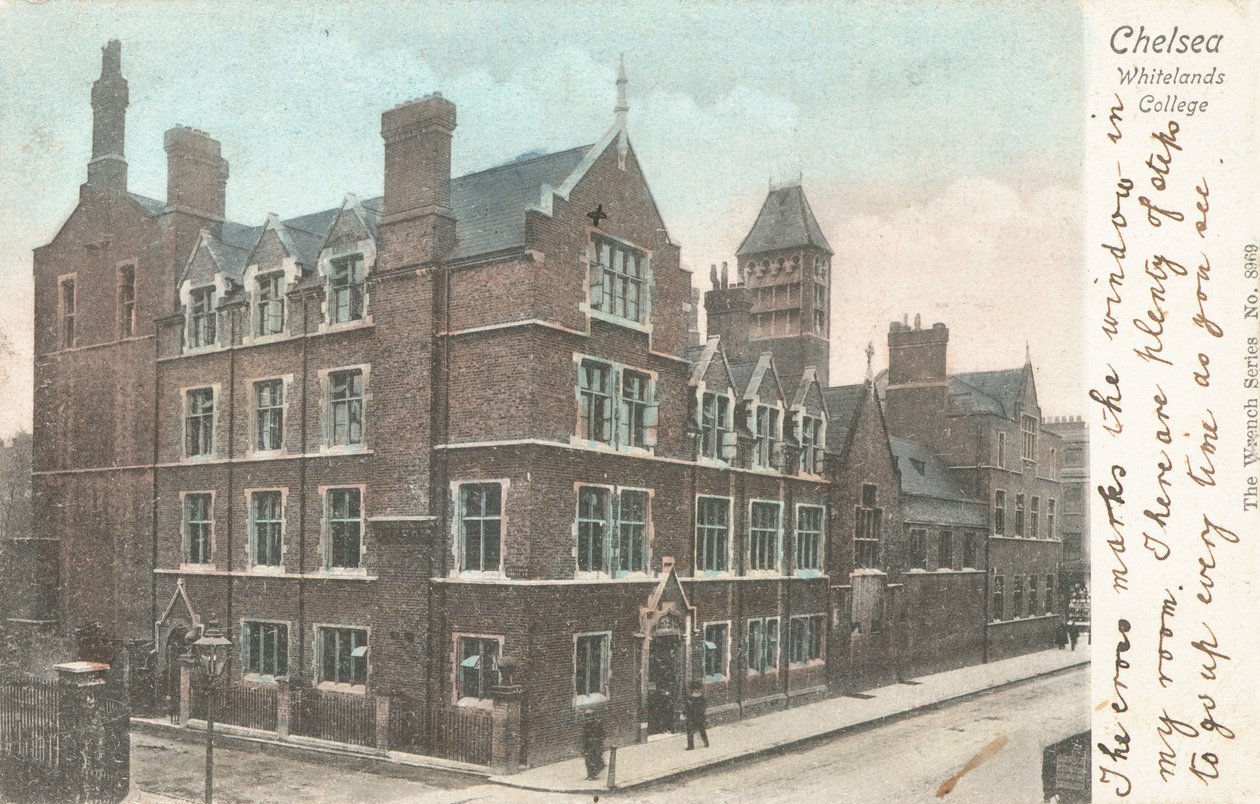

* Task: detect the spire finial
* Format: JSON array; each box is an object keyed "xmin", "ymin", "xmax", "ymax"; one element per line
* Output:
[
  {"xmin": 865, "ymin": 341, "xmax": 875, "ymax": 381},
  {"xmin": 615, "ymin": 53, "xmax": 629, "ymax": 120},
  {"xmin": 1025, "ymin": 340, "xmax": 1032, "ymax": 365}
]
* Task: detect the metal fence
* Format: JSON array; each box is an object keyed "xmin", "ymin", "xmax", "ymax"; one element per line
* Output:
[
  {"xmin": 191, "ymin": 683, "xmax": 279, "ymax": 732},
  {"xmin": 432, "ymin": 704, "xmax": 493, "ymax": 766},
  {"xmin": 290, "ymin": 687, "xmax": 376, "ymax": 747},
  {"xmin": 0, "ymin": 677, "xmax": 129, "ymax": 803},
  {"xmin": 0, "ymin": 677, "xmax": 60, "ymax": 767}
]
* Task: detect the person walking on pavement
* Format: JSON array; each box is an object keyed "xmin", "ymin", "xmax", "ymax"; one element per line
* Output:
[
  {"xmin": 1055, "ymin": 623, "xmax": 1069, "ymax": 650},
  {"xmin": 581, "ymin": 708, "xmax": 606, "ymax": 780},
  {"xmin": 685, "ymin": 681, "xmax": 709, "ymax": 750},
  {"xmin": 1068, "ymin": 623, "xmax": 1080, "ymax": 651}
]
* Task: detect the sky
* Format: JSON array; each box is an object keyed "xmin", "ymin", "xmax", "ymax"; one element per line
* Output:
[{"xmin": 0, "ymin": 0, "xmax": 1084, "ymax": 439}]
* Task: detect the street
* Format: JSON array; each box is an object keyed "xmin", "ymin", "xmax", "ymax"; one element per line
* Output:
[
  {"xmin": 627, "ymin": 667, "xmax": 1088, "ymax": 803},
  {"xmin": 128, "ymin": 666, "xmax": 1085, "ymax": 803}
]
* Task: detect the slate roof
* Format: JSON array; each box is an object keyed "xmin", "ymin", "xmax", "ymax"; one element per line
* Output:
[
  {"xmin": 166, "ymin": 143, "xmax": 595, "ymax": 285},
  {"xmin": 735, "ymin": 184, "xmax": 833, "ymax": 257},
  {"xmin": 890, "ymin": 436, "xmax": 987, "ymax": 527},
  {"xmin": 821, "ymin": 382, "xmax": 867, "ymax": 452},
  {"xmin": 449, "ymin": 145, "xmax": 591, "ymax": 259},
  {"xmin": 951, "ymin": 368, "xmax": 1025, "ymax": 418},
  {"xmin": 726, "ymin": 360, "xmax": 758, "ymax": 398}
]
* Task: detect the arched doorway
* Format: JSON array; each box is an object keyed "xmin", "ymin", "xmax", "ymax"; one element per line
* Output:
[
  {"xmin": 637, "ymin": 559, "xmax": 695, "ymax": 738},
  {"xmin": 164, "ymin": 627, "xmax": 190, "ymax": 718}
]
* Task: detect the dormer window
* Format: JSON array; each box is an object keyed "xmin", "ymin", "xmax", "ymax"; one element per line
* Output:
[
  {"xmin": 754, "ymin": 405, "xmax": 781, "ymax": 469},
  {"xmin": 188, "ymin": 286, "xmax": 216, "ymax": 348},
  {"xmin": 799, "ymin": 414, "xmax": 824, "ymax": 474},
  {"xmin": 330, "ymin": 255, "xmax": 365, "ymax": 324},
  {"xmin": 256, "ymin": 272, "xmax": 285, "ymax": 336},
  {"xmin": 589, "ymin": 236, "xmax": 647, "ymax": 324},
  {"xmin": 700, "ymin": 392, "xmax": 732, "ymax": 460}
]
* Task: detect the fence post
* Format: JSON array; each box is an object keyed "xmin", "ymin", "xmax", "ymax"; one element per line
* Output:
[
  {"xmin": 178, "ymin": 656, "xmax": 194, "ymax": 725},
  {"xmin": 275, "ymin": 678, "xmax": 291, "ymax": 739},
  {"xmin": 374, "ymin": 695, "xmax": 390, "ymax": 752},
  {"xmin": 53, "ymin": 661, "xmax": 110, "ymax": 802},
  {"xmin": 488, "ymin": 683, "xmax": 524, "ymax": 774}
]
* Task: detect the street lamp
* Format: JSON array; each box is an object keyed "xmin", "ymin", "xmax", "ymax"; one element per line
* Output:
[{"xmin": 192, "ymin": 622, "xmax": 232, "ymax": 804}]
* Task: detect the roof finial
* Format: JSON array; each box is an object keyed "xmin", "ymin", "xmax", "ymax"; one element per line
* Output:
[
  {"xmin": 1025, "ymin": 339, "xmax": 1032, "ymax": 365},
  {"xmin": 865, "ymin": 341, "xmax": 875, "ymax": 382},
  {"xmin": 615, "ymin": 53, "xmax": 629, "ymax": 122}
]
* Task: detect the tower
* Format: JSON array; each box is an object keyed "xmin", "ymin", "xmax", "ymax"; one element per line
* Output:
[{"xmin": 734, "ymin": 180, "xmax": 834, "ymax": 385}]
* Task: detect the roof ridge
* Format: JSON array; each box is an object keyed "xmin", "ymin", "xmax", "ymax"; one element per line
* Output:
[{"xmin": 454, "ymin": 144, "xmax": 594, "ymax": 182}]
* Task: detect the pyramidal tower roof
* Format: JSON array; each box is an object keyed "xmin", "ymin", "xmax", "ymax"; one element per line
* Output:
[{"xmin": 736, "ymin": 182, "xmax": 833, "ymax": 257}]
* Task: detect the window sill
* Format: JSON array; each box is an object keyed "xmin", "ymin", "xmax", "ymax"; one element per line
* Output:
[
  {"xmin": 451, "ymin": 570, "xmax": 504, "ymax": 581},
  {"xmin": 179, "ymin": 563, "xmax": 216, "ymax": 574},
  {"xmin": 241, "ymin": 673, "xmax": 285, "ymax": 686},
  {"xmin": 246, "ymin": 449, "xmax": 288, "ymax": 461},
  {"xmin": 745, "ymin": 668, "xmax": 779, "ymax": 678},
  {"xmin": 703, "ymin": 674, "xmax": 728, "ymax": 685},
  {"xmin": 183, "ymin": 344, "xmax": 224, "ymax": 357},
  {"xmin": 180, "ymin": 454, "xmax": 218, "ymax": 465},
  {"xmin": 694, "ymin": 570, "xmax": 734, "ymax": 580},
  {"xmin": 317, "ymin": 681, "xmax": 367, "ymax": 695},
  {"xmin": 795, "ymin": 569, "xmax": 823, "ymax": 580},
  {"xmin": 746, "ymin": 569, "xmax": 784, "ymax": 579},
  {"xmin": 243, "ymin": 332, "xmax": 290, "ymax": 348},
  {"xmin": 320, "ymin": 317, "xmax": 374, "ymax": 336},
  {"xmin": 586, "ymin": 307, "xmax": 652, "ymax": 335},
  {"xmin": 321, "ymin": 567, "xmax": 368, "ymax": 577},
  {"xmin": 249, "ymin": 565, "xmax": 285, "ymax": 576},
  {"xmin": 574, "ymin": 692, "xmax": 608, "ymax": 708},
  {"xmin": 318, "ymin": 445, "xmax": 373, "ymax": 457},
  {"xmin": 456, "ymin": 696, "xmax": 494, "ymax": 710}
]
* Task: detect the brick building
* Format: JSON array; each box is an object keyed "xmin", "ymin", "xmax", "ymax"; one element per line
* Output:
[
  {"xmin": 880, "ymin": 320, "xmax": 1066, "ymax": 659},
  {"xmin": 17, "ymin": 41, "xmax": 1053, "ymax": 767},
  {"xmin": 1043, "ymin": 416, "xmax": 1089, "ymax": 628}
]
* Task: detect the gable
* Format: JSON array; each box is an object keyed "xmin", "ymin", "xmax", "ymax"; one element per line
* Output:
[
  {"xmin": 324, "ymin": 204, "xmax": 373, "ymax": 251},
  {"xmin": 250, "ymin": 228, "xmax": 290, "ymax": 269},
  {"xmin": 183, "ymin": 243, "xmax": 221, "ymax": 288}
]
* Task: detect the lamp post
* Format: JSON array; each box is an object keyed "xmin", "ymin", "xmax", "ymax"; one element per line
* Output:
[{"xmin": 192, "ymin": 622, "xmax": 232, "ymax": 804}]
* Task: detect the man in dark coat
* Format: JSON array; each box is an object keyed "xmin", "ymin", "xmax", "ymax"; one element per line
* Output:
[
  {"xmin": 1056, "ymin": 623, "xmax": 1069, "ymax": 650},
  {"xmin": 1068, "ymin": 623, "xmax": 1080, "ymax": 651},
  {"xmin": 581, "ymin": 708, "xmax": 605, "ymax": 780},
  {"xmin": 684, "ymin": 681, "xmax": 709, "ymax": 750}
]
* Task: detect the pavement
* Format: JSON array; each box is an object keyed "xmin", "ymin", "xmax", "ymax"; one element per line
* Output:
[
  {"xmin": 123, "ymin": 645, "xmax": 1088, "ymax": 802},
  {"xmin": 491, "ymin": 645, "xmax": 1091, "ymax": 794}
]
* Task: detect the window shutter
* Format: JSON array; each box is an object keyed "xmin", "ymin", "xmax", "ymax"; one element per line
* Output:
[
  {"xmin": 644, "ymin": 402, "xmax": 659, "ymax": 448},
  {"xmin": 609, "ymin": 492, "xmax": 620, "ymax": 573},
  {"xmin": 587, "ymin": 242, "xmax": 604, "ymax": 310},
  {"xmin": 643, "ymin": 254, "xmax": 654, "ymax": 322},
  {"xmin": 720, "ymin": 429, "xmax": 738, "ymax": 461}
]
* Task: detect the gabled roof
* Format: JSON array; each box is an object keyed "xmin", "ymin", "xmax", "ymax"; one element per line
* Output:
[
  {"xmin": 821, "ymin": 382, "xmax": 867, "ymax": 451},
  {"xmin": 889, "ymin": 437, "xmax": 974, "ymax": 502},
  {"xmin": 727, "ymin": 353, "xmax": 783, "ymax": 403},
  {"xmin": 950, "ymin": 368, "xmax": 1025, "ymax": 418},
  {"xmin": 790, "ymin": 367, "xmax": 823, "ymax": 411},
  {"xmin": 890, "ymin": 437, "xmax": 988, "ymax": 527},
  {"xmin": 735, "ymin": 183, "xmax": 833, "ymax": 257},
  {"xmin": 450, "ymin": 145, "xmax": 592, "ymax": 260}
]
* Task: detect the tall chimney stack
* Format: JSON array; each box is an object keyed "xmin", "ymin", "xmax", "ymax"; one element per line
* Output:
[
  {"xmin": 704, "ymin": 268, "xmax": 753, "ymax": 361},
  {"xmin": 86, "ymin": 39, "xmax": 129, "ymax": 195},
  {"xmin": 165, "ymin": 127, "xmax": 229, "ymax": 221},
  {"xmin": 380, "ymin": 93, "xmax": 457, "ymax": 267}
]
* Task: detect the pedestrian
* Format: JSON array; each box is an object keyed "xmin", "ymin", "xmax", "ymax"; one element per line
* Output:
[
  {"xmin": 1068, "ymin": 623, "xmax": 1080, "ymax": 651},
  {"xmin": 581, "ymin": 708, "xmax": 605, "ymax": 780},
  {"xmin": 684, "ymin": 681, "xmax": 709, "ymax": 750},
  {"xmin": 1055, "ymin": 623, "xmax": 1068, "ymax": 650}
]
